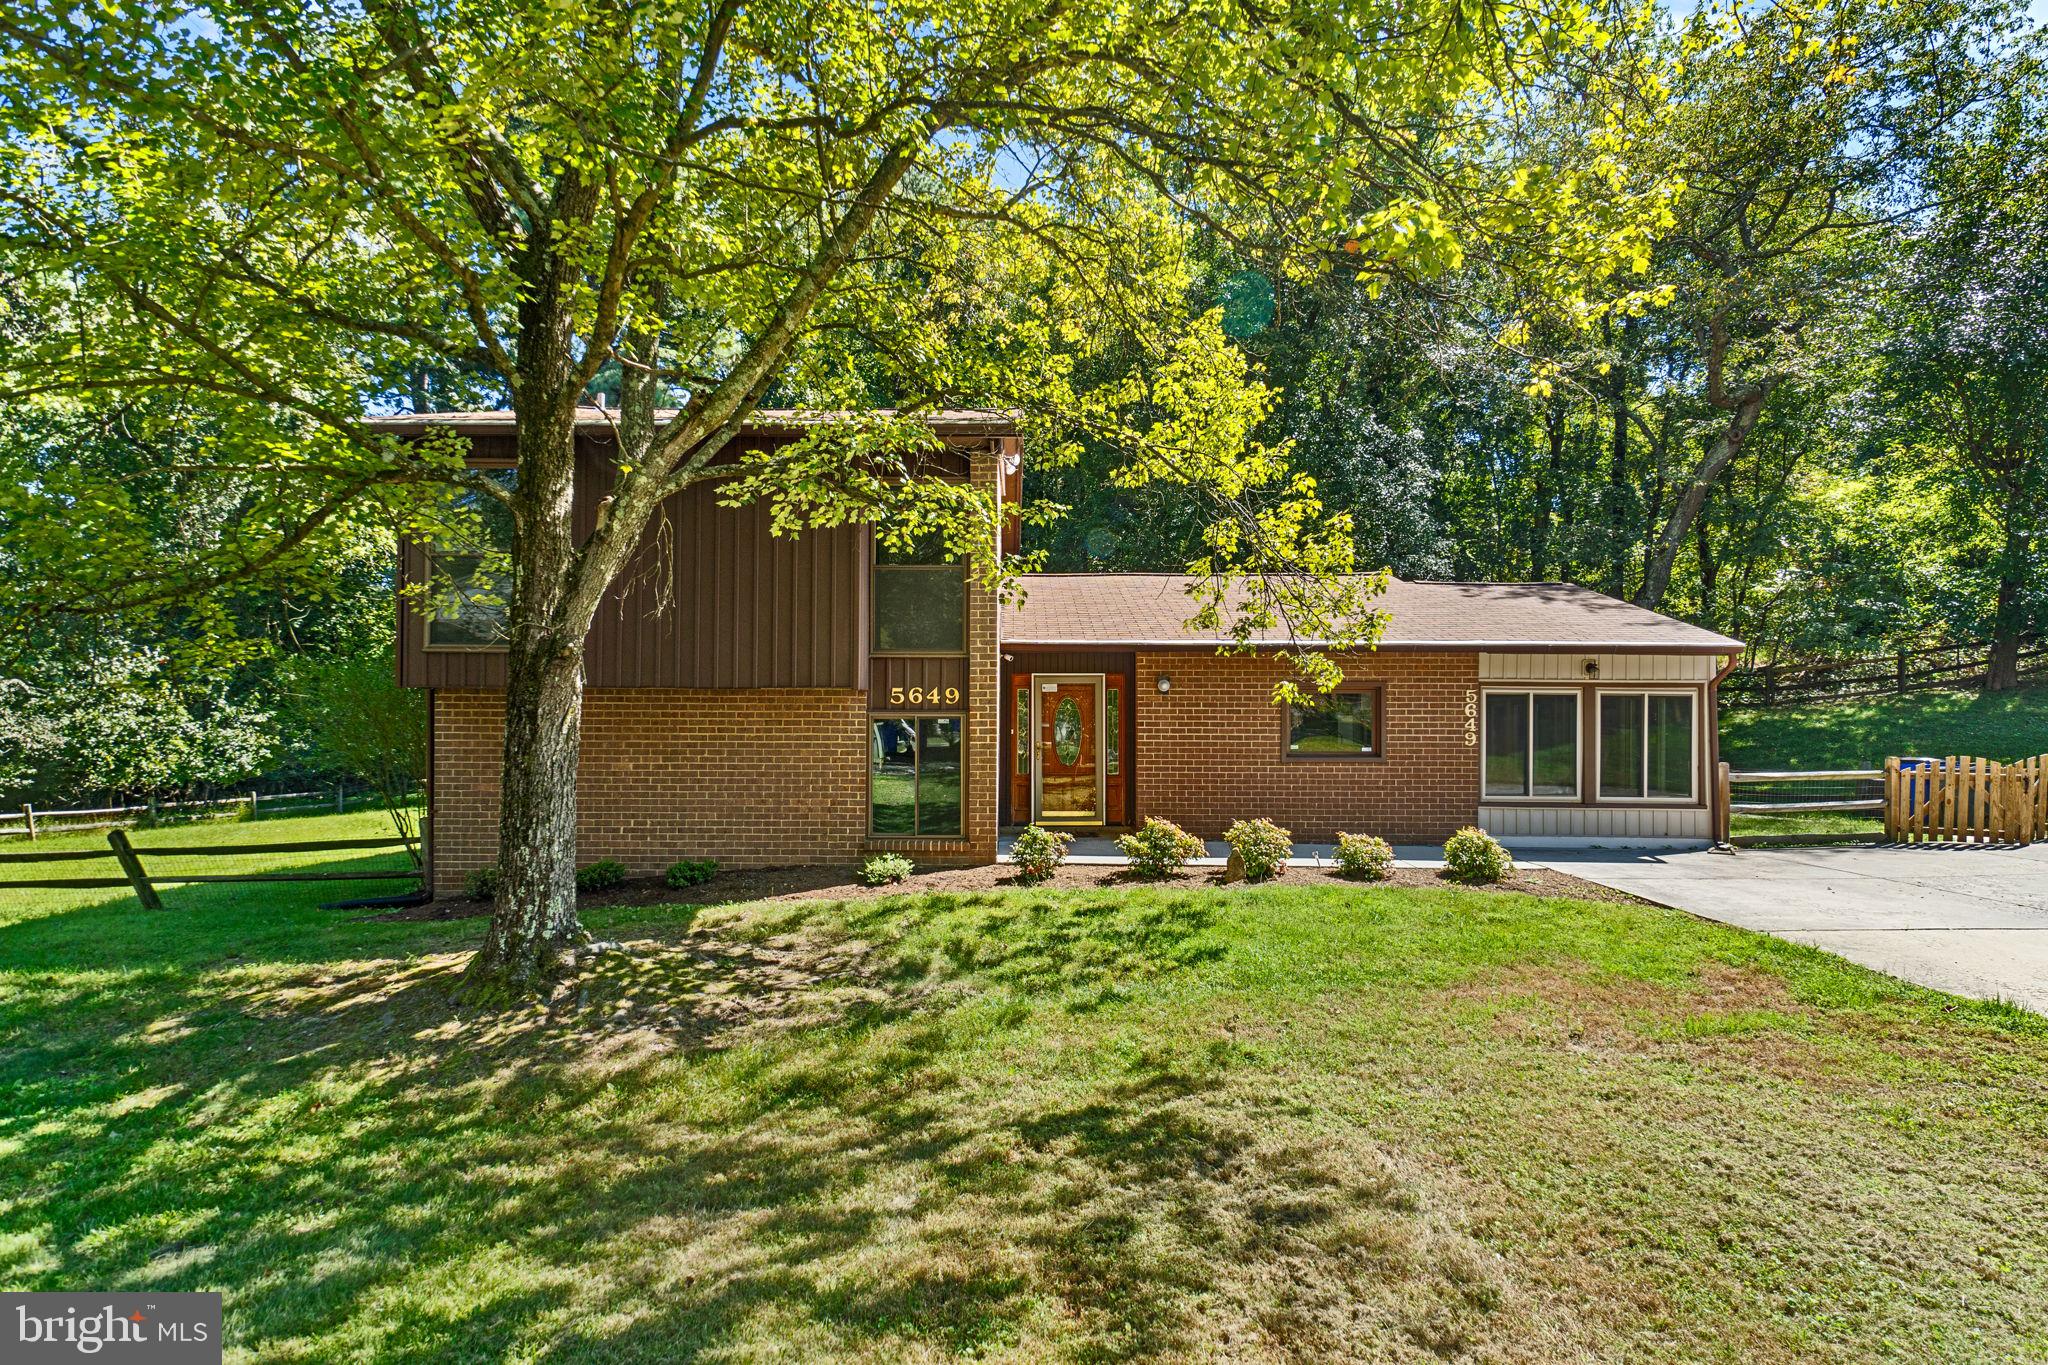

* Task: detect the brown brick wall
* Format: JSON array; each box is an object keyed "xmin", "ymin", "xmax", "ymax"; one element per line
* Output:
[
  {"xmin": 428, "ymin": 688, "xmax": 870, "ymax": 890},
  {"xmin": 1133, "ymin": 650, "xmax": 1481, "ymax": 843}
]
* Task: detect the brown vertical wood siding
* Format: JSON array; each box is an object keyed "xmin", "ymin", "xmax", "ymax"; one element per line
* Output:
[
  {"xmin": 870, "ymin": 656, "xmax": 969, "ymax": 709},
  {"xmin": 398, "ymin": 430, "xmax": 870, "ymax": 690}
]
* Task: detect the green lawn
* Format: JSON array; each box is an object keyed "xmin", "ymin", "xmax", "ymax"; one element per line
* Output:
[
  {"xmin": 1728, "ymin": 809, "xmax": 1883, "ymax": 839},
  {"xmin": 4, "ymin": 817, "xmax": 2048, "ymax": 1361},
  {"xmin": 1721, "ymin": 683, "xmax": 2048, "ymax": 770}
]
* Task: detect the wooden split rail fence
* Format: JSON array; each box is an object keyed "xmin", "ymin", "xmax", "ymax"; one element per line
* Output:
[
  {"xmin": 1715, "ymin": 755, "xmax": 2047, "ymax": 847},
  {"xmin": 1720, "ymin": 766, "xmax": 1885, "ymax": 847},
  {"xmin": 1884, "ymin": 755, "xmax": 2047, "ymax": 845},
  {"xmin": 0, "ymin": 785, "xmax": 398, "ymax": 840},
  {"xmin": 0, "ymin": 832, "xmax": 420, "ymax": 908}
]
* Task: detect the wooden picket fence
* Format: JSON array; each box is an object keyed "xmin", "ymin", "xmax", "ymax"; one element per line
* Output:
[{"xmin": 1884, "ymin": 755, "xmax": 2047, "ymax": 845}]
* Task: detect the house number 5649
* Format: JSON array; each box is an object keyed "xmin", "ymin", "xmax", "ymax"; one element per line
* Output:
[
  {"xmin": 1463, "ymin": 689, "xmax": 1478, "ymax": 746},
  {"xmin": 889, "ymin": 686, "xmax": 961, "ymax": 706}
]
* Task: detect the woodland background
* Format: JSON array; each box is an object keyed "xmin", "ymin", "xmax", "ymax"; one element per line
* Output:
[{"xmin": 2, "ymin": 0, "xmax": 2042, "ymax": 812}]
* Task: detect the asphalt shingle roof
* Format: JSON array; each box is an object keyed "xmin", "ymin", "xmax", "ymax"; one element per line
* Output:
[{"xmin": 1000, "ymin": 574, "xmax": 1743, "ymax": 652}]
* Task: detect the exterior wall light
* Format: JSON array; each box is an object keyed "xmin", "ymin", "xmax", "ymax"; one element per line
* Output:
[
  {"xmin": 1583, "ymin": 659, "xmax": 1600, "ymax": 679},
  {"xmin": 1155, "ymin": 673, "xmax": 1172, "ymax": 695}
]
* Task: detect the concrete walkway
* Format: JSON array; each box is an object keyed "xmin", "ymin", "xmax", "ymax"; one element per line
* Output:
[{"xmin": 1542, "ymin": 844, "xmax": 2048, "ymax": 1013}]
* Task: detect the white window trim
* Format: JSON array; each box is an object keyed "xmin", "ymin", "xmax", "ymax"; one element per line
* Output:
[
  {"xmin": 1594, "ymin": 689, "xmax": 1700, "ymax": 803},
  {"xmin": 1479, "ymin": 687, "xmax": 1582, "ymax": 802}
]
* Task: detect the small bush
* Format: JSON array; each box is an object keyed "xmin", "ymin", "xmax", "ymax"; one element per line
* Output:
[
  {"xmin": 664, "ymin": 857, "xmax": 718, "ymax": 889},
  {"xmin": 575, "ymin": 859, "xmax": 629, "ymax": 892},
  {"xmin": 857, "ymin": 853, "xmax": 915, "ymax": 887},
  {"xmin": 1010, "ymin": 825, "xmax": 1073, "ymax": 883},
  {"xmin": 1442, "ymin": 827, "xmax": 1513, "ymax": 883},
  {"xmin": 462, "ymin": 865, "xmax": 500, "ymax": 901},
  {"xmin": 1334, "ymin": 832, "xmax": 1395, "ymax": 881},
  {"xmin": 1115, "ymin": 817, "xmax": 1206, "ymax": 879},
  {"xmin": 1223, "ymin": 818, "xmax": 1293, "ymax": 882}
]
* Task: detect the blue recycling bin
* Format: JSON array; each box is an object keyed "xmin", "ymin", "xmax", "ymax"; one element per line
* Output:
[{"xmin": 1898, "ymin": 756, "xmax": 1934, "ymax": 817}]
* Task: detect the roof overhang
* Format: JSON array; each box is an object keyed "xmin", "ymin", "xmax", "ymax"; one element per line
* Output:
[{"xmin": 1001, "ymin": 639, "xmax": 1746, "ymax": 654}]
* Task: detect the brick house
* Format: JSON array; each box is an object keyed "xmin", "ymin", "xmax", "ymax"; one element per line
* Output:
[{"xmin": 388, "ymin": 411, "xmax": 1743, "ymax": 891}]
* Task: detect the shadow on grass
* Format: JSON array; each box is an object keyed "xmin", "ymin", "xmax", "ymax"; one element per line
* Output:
[{"xmin": 2, "ymin": 883, "xmax": 1398, "ymax": 1362}]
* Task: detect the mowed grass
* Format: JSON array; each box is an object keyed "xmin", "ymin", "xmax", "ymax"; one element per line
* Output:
[
  {"xmin": 4, "ymin": 818, "xmax": 2048, "ymax": 1362},
  {"xmin": 1721, "ymin": 683, "xmax": 2048, "ymax": 771}
]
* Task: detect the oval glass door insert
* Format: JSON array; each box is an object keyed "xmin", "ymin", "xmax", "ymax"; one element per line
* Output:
[{"xmin": 1054, "ymin": 696, "xmax": 1082, "ymax": 765}]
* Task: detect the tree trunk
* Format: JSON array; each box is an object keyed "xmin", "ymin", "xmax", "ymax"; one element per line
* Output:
[
  {"xmin": 1607, "ymin": 317, "xmax": 1631, "ymax": 597},
  {"xmin": 463, "ymin": 396, "xmax": 589, "ymax": 995},
  {"xmin": 462, "ymin": 175, "xmax": 597, "ymax": 996},
  {"xmin": 1635, "ymin": 388, "xmax": 1769, "ymax": 611},
  {"xmin": 1530, "ymin": 397, "xmax": 1566, "ymax": 580},
  {"xmin": 1985, "ymin": 526, "xmax": 2031, "ymax": 691},
  {"xmin": 1695, "ymin": 504, "xmax": 1718, "ymax": 626},
  {"xmin": 472, "ymin": 634, "xmax": 586, "ymax": 988}
]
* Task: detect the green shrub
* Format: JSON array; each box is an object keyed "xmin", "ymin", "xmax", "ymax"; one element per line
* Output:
[
  {"xmin": 575, "ymin": 859, "xmax": 629, "ymax": 892},
  {"xmin": 1115, "ymin": 817, "xmax": 1206, "ymax": 879},
  {"xmin": 1223, "ymin": 818, "xmax": 1293, "ymax": 882},
  {"xmin": 1009, "ymin": 824, "xmax": 1074, "ymax": 882},
  {"xmin": 857, "ymin": 853, "xmax": 915, "ymax": 887},
  {"xmin": 1334, "ymin": 832, "xmax": 1395, "ymax": 881},
  {"xmin": 462, "ymin": 864, "xmax": 500, "ymax": 900},
  {"xmin": 664, "ymin": 857, "xmax": 718, "ymax": 889},
  {"xmin": 1442, "ymin": 827, "xmax": 1513, "ymax": 883}
]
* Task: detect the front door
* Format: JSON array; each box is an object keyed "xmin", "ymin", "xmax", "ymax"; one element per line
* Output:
[{"xmin": 1035, "ymin": 677, "xmax": 1102, "ymax": 825}]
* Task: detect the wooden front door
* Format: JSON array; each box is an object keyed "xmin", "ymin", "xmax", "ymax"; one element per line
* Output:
[{"xmin": 1036, "ymin": 677, "xmax": 1102, "ymax": 824}]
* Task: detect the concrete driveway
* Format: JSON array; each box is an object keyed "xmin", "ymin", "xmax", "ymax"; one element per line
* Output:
[{"xmin": 1545, "ymin": 843, "xmax": 2048, "ymax": 1012}]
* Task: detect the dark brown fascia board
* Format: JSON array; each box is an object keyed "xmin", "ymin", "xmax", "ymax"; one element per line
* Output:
[{"xmin": 999, "ymin": 639, "xmax": 1746, "ymax": 654}]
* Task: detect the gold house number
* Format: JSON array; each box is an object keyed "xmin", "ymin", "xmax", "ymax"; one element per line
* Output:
[
  {"xmin": 889, "ymin": 686, "xmax": 962, "ymax": 707},
  {"xmin": 1463, "ymin": 689, "xmax": 1478, "ymax": 746}
]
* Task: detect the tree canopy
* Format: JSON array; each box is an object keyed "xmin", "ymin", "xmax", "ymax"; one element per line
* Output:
[
  {"xmin": 4, "ymin": 0, "xmax": 2039, "ymax": 997},
  {"xmin": 1, "ymin": 0, "xmax": 1674, "ymax": 993}
]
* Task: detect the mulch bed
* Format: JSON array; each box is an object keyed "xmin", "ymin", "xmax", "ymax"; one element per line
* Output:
[{"xmin": 381, "ymin": 858, "xmax": 1650, "ymax": 919}]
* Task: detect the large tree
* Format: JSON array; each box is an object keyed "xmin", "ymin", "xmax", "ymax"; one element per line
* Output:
[
  {"xmin": 1875, "ymin": 83, "xmax": 2048, "ymax": 689},
  {"xmin": 1621, "ymin": 0, "xmax": 2025, "ymax": 610},
  {"xmin": 1, "ymin": 0, "xmax": 1661, "ymax": 995}
]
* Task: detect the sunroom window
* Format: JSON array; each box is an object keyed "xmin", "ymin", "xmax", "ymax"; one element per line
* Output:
[
  {"xmin": 1483, "ymin": 691, "xmax": 1579, "ymax": 798},
  {"xmin": 1599, "ymin": 693, "xmax": 1696, "ymax": 800}
]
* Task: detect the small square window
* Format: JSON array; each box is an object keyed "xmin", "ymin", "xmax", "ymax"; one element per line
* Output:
[{"xmin": 1286, "ymin": 689, "xmax": 1379, "ymax": 757}]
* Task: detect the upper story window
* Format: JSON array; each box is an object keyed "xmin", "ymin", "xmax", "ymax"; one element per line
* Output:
[
  {"xmin": 1285, "ymin": 687, "xmax": 1380, "ymax": 758},
  {"xmin": 425, "ymin": 468, "xmax": 517, "ymax": 648},
  {"xmin": 873, "ymin": 531, "xmax": 965, "ymax": 654}
]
